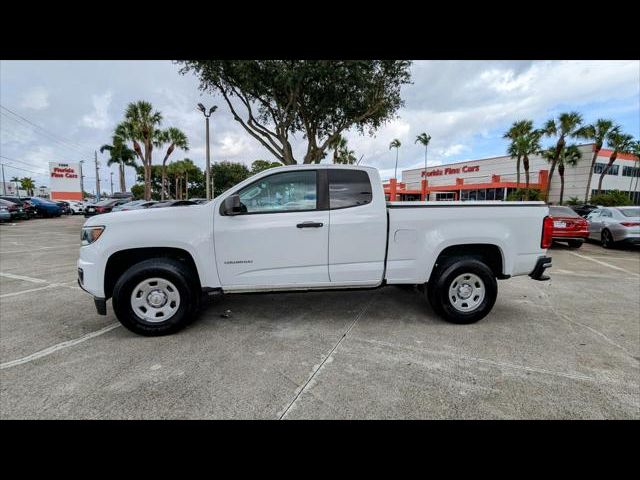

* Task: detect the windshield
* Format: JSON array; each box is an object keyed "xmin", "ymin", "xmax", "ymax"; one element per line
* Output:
[
  {"xmin": 549, "ymin": 206, "xmax": 580, "ymax": 217},
  {"xmin": 620, "ymin": 208, "xmax": 640, "ymax": 218}
]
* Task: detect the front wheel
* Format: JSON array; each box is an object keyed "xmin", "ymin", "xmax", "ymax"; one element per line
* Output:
[
  {"xmin": 426, "ymin": 258, "xmax": 497, "ymax": 324},
  {"xmin": 112, "ymin": 258, "xmax": 199, "ymax": 336}
]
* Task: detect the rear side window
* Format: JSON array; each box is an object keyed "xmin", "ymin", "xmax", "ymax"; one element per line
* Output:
[
  {"xmin": 328, "ymin": 170, "xmax": 372, "ymax": 209},
  {"xmin": 621, "ymin": 208, "xmax": 640, "ymax": 217}
]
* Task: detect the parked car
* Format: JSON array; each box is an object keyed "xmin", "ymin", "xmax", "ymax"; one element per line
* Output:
[
  {"xmin": 0, "ymin": 198, "xmax": 29, "ymax": 220},
  {"xmin": 112, "ymin": 200, "xmax": 157, "ymax": 212},
  {"xmin": 587, "ymin": 206, "xmax": 640, "ymax": 248},
  {"xmin": 78, "ymin": 165, "xmax": 552, "ymax": 336},
  {"xmin": 84, "ymin": 198, "xmax": 131, "ymax": 217},
  {"xmin": 548, "ymin": 206, "xmax": 589, "ymax": 248},
  {"xmin": 149, "ymin": 200, "xmax": 197, "ymax": 208},
  {"xmin": 0, "ymin": 202, "xmax": 12, "ymax": 222},
  {"xmin": 67, "ymin": 201, "xmax": 85, "ymax": 215},
  {"xmin": 28, "ymin": 197, "xmax": 62, "ymax": 217},
  {"xmin": 55, "ymin": 201, "xmax": 72, "ymax": 215},
  {"xmin": 0, "ymin": 196, "xmax": 36, "ymax": 218},
  {"xmin": 569, "ymin": 204, "xmax": 600, "ymax": 218}
]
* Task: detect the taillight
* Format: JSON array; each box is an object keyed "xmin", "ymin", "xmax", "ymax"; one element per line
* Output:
[
  {"xmin": 621, "ymin": 222, "xmax": 640, "ymax": 227},
  {"xmin": 541, "ymin": 216, "xmax": 554, "ymax": 249}
]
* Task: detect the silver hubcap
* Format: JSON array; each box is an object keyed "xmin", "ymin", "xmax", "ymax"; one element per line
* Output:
[
  {"xmin": 448, "ymin": 273, "xmax": 485, "ymax": 312},
  {"xmin": 130, "ymin": 277, "xmax": 180, "ymax": 323}
]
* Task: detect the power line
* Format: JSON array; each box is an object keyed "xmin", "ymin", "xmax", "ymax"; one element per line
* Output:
[
  {"xmin": 0, "ymin": 155, "xmax": 44, "ymax": 169},
  {"xmin": 0, "ymin": 105, "xmax": 93, "ymax": 154},
  {"xmin": 0, "ymin": 112, "xmax": 92, "ymax": 159},
  {"xmin": 0, "ymin": 163, "xmax": 45, "ymax": 175}
]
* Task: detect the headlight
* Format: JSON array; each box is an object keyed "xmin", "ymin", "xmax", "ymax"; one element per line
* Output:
[{"xmin": 81, "ymin": 226, "xmax": 105, "ymax": 246}]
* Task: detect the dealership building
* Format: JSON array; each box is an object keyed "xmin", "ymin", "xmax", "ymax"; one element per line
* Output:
[{"xmin": 384, "ymin": 143, "xmax": 639, "ymax": 205}]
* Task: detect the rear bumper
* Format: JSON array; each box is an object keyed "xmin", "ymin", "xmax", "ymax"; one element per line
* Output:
[{"xmin": 529, "ymin": 256, "xmax": 552, "ymax": 281}]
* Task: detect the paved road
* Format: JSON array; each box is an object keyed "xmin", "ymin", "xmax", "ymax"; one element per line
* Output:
[{"xmin": 1, "ymin": 215, "xmax": 638, "ymax": 419}]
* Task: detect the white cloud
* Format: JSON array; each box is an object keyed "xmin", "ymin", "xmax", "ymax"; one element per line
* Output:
[
  {"xmin": 19, "ymin": 86, "xmax": 49, "ymax": 110},
  {"xmin": 81, "ymin": 91, "xmax": 112, "ymax": 129}
]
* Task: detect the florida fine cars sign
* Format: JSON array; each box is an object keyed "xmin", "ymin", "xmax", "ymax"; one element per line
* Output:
[
  {"xmin": 49, "ymin": 162, "xmax": 82, "ymax": 200},
  {"xmin": 422, "ymin": 165, "xmax": 480, "ymax": 177}
]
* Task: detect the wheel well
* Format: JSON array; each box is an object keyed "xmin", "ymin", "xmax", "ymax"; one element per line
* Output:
[
  {"xmin": 431, "ymin": 244, "xmax": 504, "ymax": 280},
  {"xmin": 104, "ymin": 247, "xmax": 200, "ymax": 300}
]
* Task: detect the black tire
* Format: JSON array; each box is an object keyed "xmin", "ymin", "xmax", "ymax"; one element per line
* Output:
[
  {"xmin": 112, "ymin": 258, "xmax": 199, "ymax": 336},
  {"xmin": 601, "ymin": 229, "xmax": 614, "ymax": 249},
  {"xmin": 567, "ymin": 240, "xmax": 583, "ymax": 248},
  {"xmin": 426, "ymin": 257, "xmax": 497, "ymax": 324}
]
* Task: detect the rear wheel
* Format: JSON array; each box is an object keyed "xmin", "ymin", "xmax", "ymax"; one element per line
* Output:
[
  {"xmin": 601, "ymin": 229, "xmax": 614, "ymax": 249},
  {"xmin": 426, "ymin": 257, "xmax": 497, "ymax": 324},
  {"xmin": 112, "ymin": 258, "xmax": 199, "ymax": 336},
  {"xmin": 567, "ymin": 240, "xmax": 583, "ymax": 248}
]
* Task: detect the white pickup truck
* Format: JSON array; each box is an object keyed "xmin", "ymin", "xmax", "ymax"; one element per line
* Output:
[{"xmin": 78, "ymin": 165, "xmax": 553, "ymax": 336}]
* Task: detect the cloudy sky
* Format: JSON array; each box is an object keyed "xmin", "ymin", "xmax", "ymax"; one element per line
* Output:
[{"xmin": 1, "ymin": 60, "xmax": 638, "ymax": 192}]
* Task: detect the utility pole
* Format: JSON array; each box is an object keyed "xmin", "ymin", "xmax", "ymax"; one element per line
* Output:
[
  {"xmin": 79, "ymin": 160, "xmax": 85, "ymax": 201},
  {"xmin": 110, "ymin": 172, "xmax": 114, "ymax": 196},
  {"xmin": 1, "ymin": 163, "xmax": 6, "ymax": 195},
  {"xmin": 197, "ymin": 103, "xmax": 217, "ymax": 200},
  {"xmin": 94, "ymin": 151, "xmax": 101, "ymax": 201}
]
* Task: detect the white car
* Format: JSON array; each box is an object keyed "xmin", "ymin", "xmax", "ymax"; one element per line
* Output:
[
  {"xmin": 67, "ymin": 201, "xmax": 85, "ymax": 215},
  {"xmin": 78, "ymin": 165, "xmax": 552, "ymax": 336}
]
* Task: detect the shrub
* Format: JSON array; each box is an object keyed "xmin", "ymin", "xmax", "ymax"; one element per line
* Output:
[
  {"xmin": 565, "ymin": 196, "xmax": 581, "ymax": 205},
  {"xmin": 589, "ymin": 190, "xmax": 633, "ymax": 206},
  {"xmin": 506, "ymin": 188, "xmax": 542, "ymax": 201}
]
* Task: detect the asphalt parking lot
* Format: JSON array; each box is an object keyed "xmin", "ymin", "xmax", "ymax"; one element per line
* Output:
[{"xmin": 1, "ymin": 215, "xmax": 638, "ymax": 419}]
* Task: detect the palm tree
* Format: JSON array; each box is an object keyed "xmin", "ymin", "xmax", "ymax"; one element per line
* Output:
[
  {"xmin": 575, "ymin": 119, "xmax": 619, "ymax": 202},
  {"xmin": 415, "ymin": 132, "xmax": 431, "ymax": 175},
  {"xmin": 389, "ymin": 139, "xmax": 401, "ymax": 179},
  {"xmin": 628, "ymin": 140, "xmax": 640, "ymax": 200},
  {"xmin": 556, "ymin": 145, "xmax": 583, "ymax": 204},
  {"xmin": 597, "ymin": 131, "xmax": 634, "ymax": 195},
  {"xmin": 20, "ymin": 177, "xmax": 35, "ymax": 196},
  {"xmin": 504, "ymin": 120, "xmax": 532, "ymax": 187},
  {"xmin": 329, "ymin": 134, "xmax": 347, "ymax": 163},
  {"xmin": 117, "ymin": 101, "xmax": 165, "ymax": 200},
  {"xmin": 160, "ymin": 127, "xmax": 189, "ymax": 200},
  {"xmin": 520, "ymin": 128, "xmax": 543, "ymax": 198},
  {"xmin": 541, "ymin": 112, "xmax": 584, "ymax": 202},
  {"xmin": 100, "ymin": 134, "xmax": 138, "ymax": 193}
]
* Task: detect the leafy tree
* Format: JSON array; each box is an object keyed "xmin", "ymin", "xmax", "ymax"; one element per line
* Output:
[
  {"xmin": 597, "ymin": 131, "xmax": 634, "ymax": 194},
  {"xmin": 211, "ymin": 161, "xmax": 250, "ymax": 195},
  {"xmin": 100, "ymin": 135, "xmax": 138, "ymax": 192},
  {"xmin": 20, "ymin": 177, "xmax": 35, "ymax": 196},
  {"xmin": 251, "ymin": 159, "xmax": 282, "ymax": 174},
  {"xmin": 415, "ymin": 132, "xmax": 431, "ymax": 174},
  {"xmin": 506, "ymin": 188, "xmax": 542, "ymax": 201},
  {"xmin": 540, "ymin": 112, "xmax": 584, "ymax": 202},
  {"xmin": 179, "ymin": 60, "xmax": 412, "ymax": 164},
  {"xmin": 160, "ymin": 127, "xmax": 189, "ymax": 200},
  {"xmin": 574, "ymin": 119, "xmax": 619, "ymax": 202},
  {"xmin": 590, "ymin": 190, "xmax": 633, "ymax": 206},
  {"xmin": 389, "ymin": 138, "xmax": 401, "ymax": 179},
  {"xmin": 130, "ymin": 184, "xmax": 145, "ymax": 200}
]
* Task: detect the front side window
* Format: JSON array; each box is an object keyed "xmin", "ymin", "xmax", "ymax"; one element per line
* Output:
[
  {"xmin": 236, "ymin": 170, "xmax": 317, "ymax": 214},
  {"xmin": 328, "ymin": 170, "xmax": 372, "ymax": 209}
]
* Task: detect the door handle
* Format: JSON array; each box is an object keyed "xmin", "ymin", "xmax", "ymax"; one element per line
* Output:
[{"xmin": 297, "ymin": 222, "xmax": 324, "ymax": 228}]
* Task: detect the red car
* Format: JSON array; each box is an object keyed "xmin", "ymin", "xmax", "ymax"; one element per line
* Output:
[{"xmin": 549, "ymin": 205, "xmax": 589, "ymax": 248}]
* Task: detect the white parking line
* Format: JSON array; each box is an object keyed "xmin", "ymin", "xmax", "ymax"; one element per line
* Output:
[
  {"xmin": 0, "ymin": 323, "xmax": 121, "ymax": 370},
  {"xmin": 0, "ymin": 272, "xmax": 49, "ymax": 283},
  {"xmin": 567, "ymin": 251, "xmax": 640, "ymax": 277}
]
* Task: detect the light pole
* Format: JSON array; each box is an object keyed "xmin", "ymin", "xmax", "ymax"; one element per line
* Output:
[
  {"xmin": 79, "ymin": 160, "xmax": 85, "ymax": 201},
  {"xmin": 197, "ymin": 103, "xmax": 217, "ymax": 200}
]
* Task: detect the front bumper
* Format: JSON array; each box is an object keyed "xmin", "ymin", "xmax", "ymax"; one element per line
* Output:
[{"xmin": 529, "ymin": 255, "xmax": 552, "ymax": 281}]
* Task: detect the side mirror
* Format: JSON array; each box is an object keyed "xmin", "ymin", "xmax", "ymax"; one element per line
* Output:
[{"xmin": 223, "ymin": 194, "xmax": 242, "ymax": 215}]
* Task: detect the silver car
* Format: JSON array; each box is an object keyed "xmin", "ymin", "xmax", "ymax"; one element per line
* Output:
[
  {"xmin": 111, "ymin": 200, "xmax": 156, "ymax": 212},
  {"xmin": 587, "ymin": 206, "xmax": 640, "ymax": 248}
]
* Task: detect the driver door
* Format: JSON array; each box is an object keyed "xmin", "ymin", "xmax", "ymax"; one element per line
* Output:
[{"xmin": 214, "ymin": 170, "xmax": 330, "ymax": 290}]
